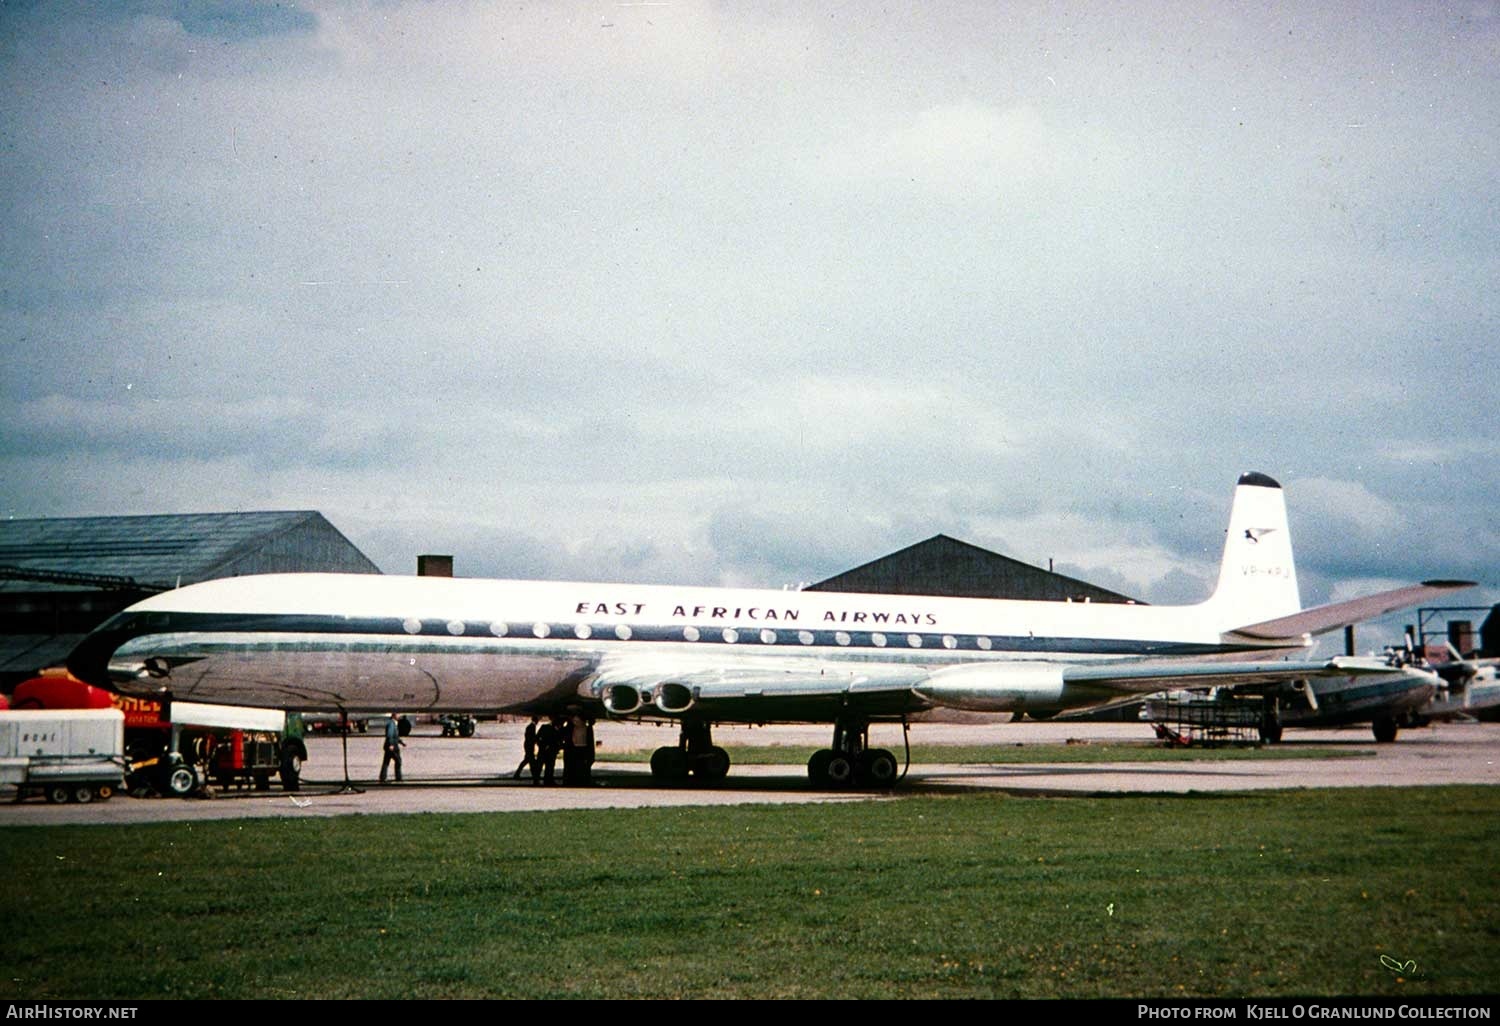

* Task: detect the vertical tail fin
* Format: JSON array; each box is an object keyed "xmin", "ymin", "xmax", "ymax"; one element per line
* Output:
[{"xmin": 1201, "ymin": 472, "xmax": 1302, "ymax": 627}]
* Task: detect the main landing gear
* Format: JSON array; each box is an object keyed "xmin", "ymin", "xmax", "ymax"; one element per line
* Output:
[
  {"xmin": 650, "ymin": 719, "xmax": 730, "ymax": 784},
  {"xmin": 807, "ymin": 714, "xmax": 901, "ymax": 790}
]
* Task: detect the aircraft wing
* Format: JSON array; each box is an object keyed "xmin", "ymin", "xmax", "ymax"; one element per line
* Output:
[
  {"xmin": 585, "ymin": 653, "xmax": 1418, "ymax": 719},
  {"xmin": 1058, "ymin": 655, "xmax": 1412, "ymax": 691},
  {"xmin": 910, "ymin": 655, "xmax": 1434, "ymax": 713}
]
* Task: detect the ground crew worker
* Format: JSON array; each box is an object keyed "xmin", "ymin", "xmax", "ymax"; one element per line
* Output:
[
  {"xmin": 535, "ymin": 715, "xmax": 562, "ymax": 785},
  {"xmin": 564, "ymin": 713, "xmax": 593, "ymax": 785},
  {"xmin": 380, "ymin": 713, "xmax": 405, "ymax": 783},
  {"xmin": 512, "ymin": 716, "xmax": 539, "ymax": 780}
]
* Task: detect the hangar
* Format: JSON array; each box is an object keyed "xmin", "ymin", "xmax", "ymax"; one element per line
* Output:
[
  {"xmin": 806, "ymin": 533, "xmax": 1141, "ymax": 604},
  {"xmin": 0, "ymin": 511, "xmax": 380, "ymax": 687}
]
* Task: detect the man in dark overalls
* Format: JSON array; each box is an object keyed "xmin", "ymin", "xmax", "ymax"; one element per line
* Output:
[
  {"xmin": 563, "ymin": 713, "xmax": 594, "ymax": 785},
  {"xmin": 512, "ymin": 716, "xmax": 539, "ymax": 781},
  {"xmin": 535, "ymin": 715, "xmax": 562, "ymax": 785}
]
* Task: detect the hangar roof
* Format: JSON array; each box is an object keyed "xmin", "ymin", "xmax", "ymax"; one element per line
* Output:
[
  {"xmin": 0, "ymin": 511, "xmax": 381, "ymax": 679},
  {"xmin": 0, "ymin": 510, "xmax": 379, "ymax": 594},
  {"xmin": 807, "ymin": 533, "xmax": 1141, "ymax": 604}
]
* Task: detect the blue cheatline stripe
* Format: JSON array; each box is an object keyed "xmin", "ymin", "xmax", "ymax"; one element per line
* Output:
[
  {"xmin": 1326, "ymin": 678, "xmax": 1427, "ymax": 703},
  {"xmin": 80, "ymin": 609, "xmax": 1254, "ymax": 659}
]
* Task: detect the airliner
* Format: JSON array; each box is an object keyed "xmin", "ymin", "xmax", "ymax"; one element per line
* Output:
[
  {"xmin": 1132, "ymin": 671, "xmax": 1440, "ymax": 744},
  {"xmin": 1262, "ymin": 633, "xmax": 1500, "ymax": 741},
  {"xmin": 1415, "ymin": 661, "xmax": 1500, "ymax": 724},
  {"xmin": 67, "ymin": 473, "xmax": 1470, "ymax": 787}
]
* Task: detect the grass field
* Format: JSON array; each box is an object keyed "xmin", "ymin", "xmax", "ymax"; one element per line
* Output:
[{"xmin": 4, "ymin": 786, "xmax": 1496, "ymax": 999}]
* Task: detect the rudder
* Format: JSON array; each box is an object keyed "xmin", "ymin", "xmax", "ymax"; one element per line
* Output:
[{"xmin": 1201, "ymin": 472, "xmax": 1302, "ymax": 627}]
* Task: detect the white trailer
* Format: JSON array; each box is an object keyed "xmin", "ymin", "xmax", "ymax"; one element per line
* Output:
[{"xmin": 0, "ymin": 708, "xmax": 127, "ymax": 803}]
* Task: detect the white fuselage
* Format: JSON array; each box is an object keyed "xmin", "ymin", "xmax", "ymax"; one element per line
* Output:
[{"xmin": 73, "ymin": 572, "xmax": 1299, "ymax": 716}]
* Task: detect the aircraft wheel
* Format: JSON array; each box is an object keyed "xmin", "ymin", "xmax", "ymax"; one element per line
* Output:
[
  {"xmin": 397, "ymin": 716, "xmax": 413, "ymax": 737},
  {"xmin": 807, "ymin": 749, "xmax": 833, "ymax": 784},
  {"xmin": 825, "ymin": 754, "xmax": 855, "ymax": 788},
  {"xmin": 1372, "ymin": 717, "xmax": 1399, "ymax": 743},
  {"xmin": 72, "ymin": 785, "xmax": 95, "ymax": 804},
  {"xmin": 1258, "ymin": 722, "xmax": 1283, "ymax": 744},
  {"xmin": 692, "ymin": 746, "xmax": 731, "ymax": 783},
  {"xmin": 45, "ymin": 785, "xmax": 70, "ymax": 805},
  {"xmin": 858, "ymin": 749, "xmax": 899, "ymax": 789},
  {"xmin": 459, "ymin": 718, "xmax": 476, "ymax": 738},
  {"xmin": 650, "ymin": 746, "xmax": 689, "ymax": 783}
]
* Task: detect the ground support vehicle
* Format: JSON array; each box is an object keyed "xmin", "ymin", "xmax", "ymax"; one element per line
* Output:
[
  {"xmin": 0, "ymin": 708, "xmax": 127, "ymax": 804},
  {"xmin": 437, "ymin": 714, "xmax": 477, "ymax": 738},
  {"xmin": 208, "ymin": 725, "xmax": 308, "ymax": 791},
  {"xmin": 121, "ymin": 701, "xmax": 306, "ymax": 796}
]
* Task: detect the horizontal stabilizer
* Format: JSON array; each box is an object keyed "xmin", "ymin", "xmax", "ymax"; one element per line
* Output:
[{"xmin": 1225, "ymin": 580, "xmax": 1474, "ymax": 641}]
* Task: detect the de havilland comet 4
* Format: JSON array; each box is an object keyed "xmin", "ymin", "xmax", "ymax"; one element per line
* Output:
[{"xmin": 68, "ymin": 473, "xmax": 1471, "ymax": 787}]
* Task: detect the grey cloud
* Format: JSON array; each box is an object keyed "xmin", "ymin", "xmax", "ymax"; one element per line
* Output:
[
  {"xmin": 0, "ymin": 394, "xmax": 416, "ymax": 472},
  {"xmin": 352, "ymin": 517, "xmax": 718, "ymax": 586},
  {"xmin": 168, "ymin": 1, "xmax": 318, "ymax": 41},
  {"xmin": 706, "ymin": 505, "xmax": 909, "ymax": 590}
]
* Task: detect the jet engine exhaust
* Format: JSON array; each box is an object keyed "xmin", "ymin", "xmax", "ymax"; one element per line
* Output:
[
  {"xmin": 653, "ymin": 682, "xmax": 695, "ymax": 714},
  {"xmin": 601, "ymin": 684, "xmax": 644, "ymax": 716}
]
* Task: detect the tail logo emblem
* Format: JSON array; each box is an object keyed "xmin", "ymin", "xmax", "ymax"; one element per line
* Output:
[{"xmin": 1244, "ymin": 527, "xmax": 1278, "ymax": 544}]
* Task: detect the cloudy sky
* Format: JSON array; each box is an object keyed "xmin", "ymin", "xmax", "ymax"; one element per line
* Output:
[{"xmin": 2, "ymin": 2, "xmax": 1496, "ymax": 647}]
